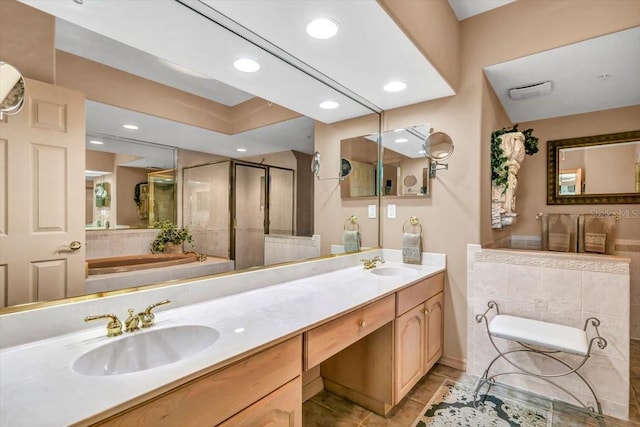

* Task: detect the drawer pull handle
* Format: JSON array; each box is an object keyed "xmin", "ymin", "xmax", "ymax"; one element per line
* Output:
[{"xmin": 360, "ymin": 321, "xmax": 367, "ymax": 329}]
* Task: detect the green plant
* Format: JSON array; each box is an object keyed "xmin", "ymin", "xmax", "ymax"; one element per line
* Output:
[
  {"xmin": 150, "ymin": 221, "xmax": 193, "ymax": 253},
  {"xmin": 491, "ymin": 124, "xmax": 539, "ymax": 189}
]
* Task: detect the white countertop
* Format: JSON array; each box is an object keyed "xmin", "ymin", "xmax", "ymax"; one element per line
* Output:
[{"xmin": 0, "ymin": 261, "xmax": 444, "ymax": 426}]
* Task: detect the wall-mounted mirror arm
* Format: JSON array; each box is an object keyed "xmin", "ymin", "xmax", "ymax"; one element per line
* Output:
[
  {"xmin": 422, "ymin": 130, "xmax": 454, "ymax": 178},
  {"xmin": 311, "ymin": 152, "xmax": 353, "ymax": 181}
]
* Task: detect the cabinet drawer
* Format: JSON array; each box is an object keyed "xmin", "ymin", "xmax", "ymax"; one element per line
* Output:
[
  {"xmin": 91, "ymin": 336, "xmax": 302, "ymax": 427},
  {"xmin": 304, "ymin": 294, "xmax": 395, "ymax": 370},
  {"xmin": 396, "ymin": 272, "xmax": 444, "ymax": 316}
]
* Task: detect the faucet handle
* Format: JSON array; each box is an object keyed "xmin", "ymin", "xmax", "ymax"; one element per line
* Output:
[
  {"xmin": 140, "ymin": 299, "xmax": 171, "ymax": 328},
  {"xmin": 84, "ymin": 313, "xmax": 122, "ymax": 337}
]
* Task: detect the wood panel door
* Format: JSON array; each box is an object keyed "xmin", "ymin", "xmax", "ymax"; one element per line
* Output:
[
  {"xmin": 424, "ymin": 292, "xmax": 444, "ymax": 371},
  {"xmin": 394, "ymin": 303, "xmax": 425, "ymax": 403},
  {"xmin": 0, "ymin": 78, "xmax": 85, "ymax": 306},
  {"xmin": 217, "ymin": 377, "xmax": 301, "ymax": 427}
]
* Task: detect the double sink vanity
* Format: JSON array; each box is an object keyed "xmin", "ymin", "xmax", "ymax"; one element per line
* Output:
[{"xmin": 0, "ymin": 250, "xmax": 445, "ymax": 426}]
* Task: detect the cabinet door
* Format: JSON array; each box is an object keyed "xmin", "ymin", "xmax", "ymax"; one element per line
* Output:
[
  {"xmin": 424, "ymin": 292, "xmax": 444, "ymax": 372},
  {"xmin": 217, "ymin": 377, "xmax": 301, "ymax": 427},
  {"xmin": 394, "ymin": 303, "xmax": 425, "ymax": 403}
]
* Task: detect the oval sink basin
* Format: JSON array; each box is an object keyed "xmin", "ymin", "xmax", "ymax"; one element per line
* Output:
[
  {"xmin": 369, "ymin": 267, "xmax": 415, "ymax": 277},
  {"xmin": 73, "ymin": 325, "xmax": 219, "ymax": 376}
]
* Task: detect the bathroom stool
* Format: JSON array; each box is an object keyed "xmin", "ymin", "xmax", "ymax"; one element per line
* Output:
[{"xmin": 473, "ymin": 301, "xmax": 607, "ymax": 425}]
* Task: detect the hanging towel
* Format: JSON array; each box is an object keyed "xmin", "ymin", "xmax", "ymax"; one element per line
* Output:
[
  {"xmin": 542, "ymin": 214, "xmax": 578, "ymax": 252},
  {"xmin": 343, "ymin": 230, "xmax": 361, "ymax": 253},
  {"xmin": 402, "ymin": 232, "xmax": 422, "ymax": 264},
  {"xmin": 582, "ymin": 215, "xmax": 614, "ymax": 254}
]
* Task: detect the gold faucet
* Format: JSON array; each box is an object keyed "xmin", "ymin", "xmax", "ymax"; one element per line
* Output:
[
  {"xmin": 84, "ymin": 313, "xmax": 122, "ymax": 337},
  {"xmin": 139, "ymin": 299, "xmax": 171, "ymax": 328},
  {"xmin": 124, "ymin": 309, "xmax": 141, "ymax": 332},
  {"xmin": 361, "ymin": 256, "xmax": 385, "ymax": 270}
]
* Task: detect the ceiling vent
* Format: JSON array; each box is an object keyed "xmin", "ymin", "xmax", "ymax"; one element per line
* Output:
[{"xmin": 508, "ymin": 81, "xmax": 552, "ymax": 100}]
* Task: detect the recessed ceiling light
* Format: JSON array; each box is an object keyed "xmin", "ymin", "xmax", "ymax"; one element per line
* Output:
[
  {"xmin": 89, "ymin": 140, "xmax": 104, "ymax": 145},
  {"xmin": 384, "ymin": 81, "xmax": 407, "ymax": 92},
  {"xmin": 319, "ymin": 101, "xmax": 339, "ymax": 110},
  {"xmin": 122, "ymin": 124, "xmax": 139, "ymax": 130},
  {"xmin": 236, "ymin": 148, "xmax": 247, "ymax": 152},
  {"xmin": 306, "ymin": 18, "xmax": 339, "ymax": 40},
  {"xmin": 395, "ymin": 138, "xmax": 408, "ymax": 143},
  {"xmin": 418, "ymin": 150, "xmax": 426, "ymax": 154},
  {"xmin": 233, "ymin": 58, "xmax": 260, "ymax": 73}
]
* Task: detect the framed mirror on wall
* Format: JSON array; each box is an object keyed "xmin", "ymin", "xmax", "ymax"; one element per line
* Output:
[
  {"xmin": 340, "ymin": 124, "xmax": 432, "ymax": 199},
  {"xmin": 547, "ymin": 130, "xmax": 640, "ymax": 204}
]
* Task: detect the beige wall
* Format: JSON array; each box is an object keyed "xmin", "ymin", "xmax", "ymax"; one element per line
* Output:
[
  {"xmin": 0, "ymin": 0, "xmax": 55, "ymax": 84},
  {"xmin": 116, "ymin": 166, "xmax": 149, "ymax": 228},
  {"xmin": 315, "ymin": 0, "xmax": 640, "ymax": 366}
]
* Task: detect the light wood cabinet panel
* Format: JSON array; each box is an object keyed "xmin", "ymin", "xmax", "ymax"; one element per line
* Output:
[
  {"xmin": 394, "ymin": 303, "xmax": 425, "ymax": 402},
  {"xmin": 424, "ymin": 292, "xmax": 444, "ymax": 371},
  {"xmin": 89, "ymin": 336, "xmax": 301, "ymax": 427},
  {"xmin": 218, "ymin": 377, "xmax": 302, "ymax": 427},
  {"xmin": 396, "ymin": 272, "xmax": 444, "ymax": 316},
  {"xmin": 304, "ymin": 295, "xmax": 395, "ymax": 370}
]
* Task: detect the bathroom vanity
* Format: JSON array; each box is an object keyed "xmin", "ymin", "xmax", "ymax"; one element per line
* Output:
[{"xmin": 0, "ymin": 250, "xmax": 445, "ymax": 426}]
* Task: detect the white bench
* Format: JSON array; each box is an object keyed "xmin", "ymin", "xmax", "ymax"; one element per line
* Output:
[{"xmin": 474, "ymin": 301, "xmax": 607, "ymax": 423}]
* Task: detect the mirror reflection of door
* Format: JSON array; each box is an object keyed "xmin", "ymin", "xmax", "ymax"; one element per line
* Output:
[
  {"xmin": 234, "ymin": 164, "xmax": 267, "ymax": 270},
  {"xmin": 0, "ymin": 79, "xmax": 86, "ymax": 306}
]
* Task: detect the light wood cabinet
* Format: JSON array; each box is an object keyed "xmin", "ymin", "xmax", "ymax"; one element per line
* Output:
[
  {"xmin": 304, "ymin": 294, "xmax": 395, "ymax": 370},
  {"xmin": 320, "ymin": 272, "xmax": 445, "ymax": 415},
  {"xmin": 218, "ymin": 377, "xmax": 301, "ymax": 427},
  {"xmin": 395, "ymin": 303, "xmax": 425, "ymax": 400},
  {"xmin": 86, "ymin": 336, "xmax": 301, "ymax": 427},
  {"xmin": 425, "ymin": 291, "xmax": 444, "ymax": 370},
  {"xmin": 394, "ymin": 290, "xmax": 444, "ymax": 404}
]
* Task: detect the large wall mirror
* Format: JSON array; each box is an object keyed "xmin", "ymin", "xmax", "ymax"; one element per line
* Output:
[
  {"xmin": 341, "ymin": 124, "xmax": 431, "ymax": 198},
  {"xmin": 1, "ymin": 1, "xmax": 381, "ymax": 310},
  {"xmin": 547, "ymin": 130, "xmax": 640, "ymax": 204}
]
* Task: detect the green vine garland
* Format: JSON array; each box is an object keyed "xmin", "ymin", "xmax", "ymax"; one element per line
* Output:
[
  {"xmin": 491, "ymin": 124, "xmax": 539, "ymax": 189},
  {"xmin": 133, "ymin": 182, "xmax": 147, "ymax": 207}
]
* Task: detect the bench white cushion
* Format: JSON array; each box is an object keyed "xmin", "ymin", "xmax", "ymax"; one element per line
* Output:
[{"xmin": 489, "ymin": 315, "xmax": 589, "ymax": 356}]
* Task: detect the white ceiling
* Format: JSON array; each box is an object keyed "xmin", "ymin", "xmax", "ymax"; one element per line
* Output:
[
  {"xmin": 447, "ymin": 0, "xmax": 516, "ymax": 21},
  {"xmin": 484, "ymin": 27, "xmax": 640, "ymax": 123}
]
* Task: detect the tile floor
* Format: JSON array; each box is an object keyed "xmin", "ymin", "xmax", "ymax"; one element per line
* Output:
[{"xmin": 303, "ymin": 339, "xmax": 640, "ymax": 426}]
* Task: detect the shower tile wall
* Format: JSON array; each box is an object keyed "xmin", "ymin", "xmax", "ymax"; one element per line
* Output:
[{"xmin": 467, "ymin": 244, "xmax": 630, "ymax": 419}]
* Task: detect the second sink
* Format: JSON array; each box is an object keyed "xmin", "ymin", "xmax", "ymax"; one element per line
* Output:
[
  {"xmin": 73, "ymin": 325, "xmax": 219, "ymax": 376},
  {"xmin": 369, "ymin": 267, "xmax": 415, "ymax": 277}
]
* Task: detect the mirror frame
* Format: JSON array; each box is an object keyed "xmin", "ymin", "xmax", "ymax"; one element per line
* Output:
[{"xmin": 547, "ymin": 130, "xmax": 640, "ymax": 204}]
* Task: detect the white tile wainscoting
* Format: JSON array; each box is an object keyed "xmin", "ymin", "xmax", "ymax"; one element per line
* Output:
[{"xmin": 467, "ymin": 245, "xmax": 630, "ymax": 419}]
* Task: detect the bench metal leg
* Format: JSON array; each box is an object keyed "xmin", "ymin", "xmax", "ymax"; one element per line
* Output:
[{"xmin": 474, "ymin": 301, "xmax": 607, "ymax": 425}]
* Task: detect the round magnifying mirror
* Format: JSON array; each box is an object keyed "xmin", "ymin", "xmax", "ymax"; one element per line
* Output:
[
  {"xmin": 340, "ymin": 158, "xmax": 353, "ymax": 180},
  {"xmin": 423, "ymin": 131, "xmax": 454, "ymax": 161},
  {"xmin": 0, "ymin": 62, "xmax": 26, "ymax": 117}
]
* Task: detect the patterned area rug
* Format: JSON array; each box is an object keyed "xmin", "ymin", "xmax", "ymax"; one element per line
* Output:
[{"xmin": 411, "ymin": 380, "xmax": 552, "ymax": 427}]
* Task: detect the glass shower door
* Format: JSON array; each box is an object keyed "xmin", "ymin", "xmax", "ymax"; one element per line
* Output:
[{"xmin": 234, "ymin": 164, "xmax": 266, "ymax": 270}]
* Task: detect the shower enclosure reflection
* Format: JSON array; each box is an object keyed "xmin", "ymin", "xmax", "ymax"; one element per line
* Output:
[{"xmin": 183, "ymin": 160, "xmax": 296, "ymax": 270}]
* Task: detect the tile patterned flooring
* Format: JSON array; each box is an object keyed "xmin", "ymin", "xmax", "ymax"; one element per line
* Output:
[{"xmin": 303, "ymin": 340, "xmax": 640, "ymax": 426}]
